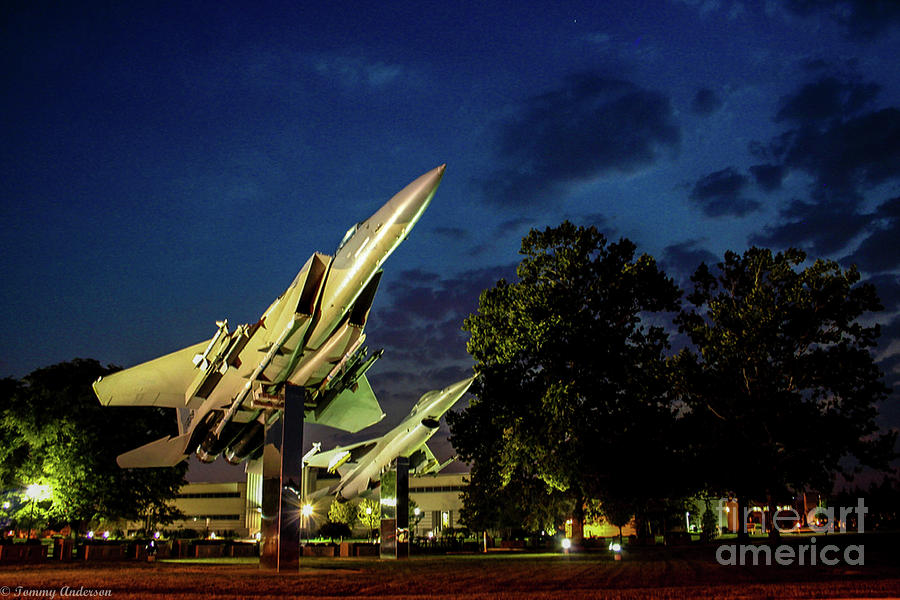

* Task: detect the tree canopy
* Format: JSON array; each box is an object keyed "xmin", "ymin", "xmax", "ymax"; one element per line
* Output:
[
  {"xmin": 673, "ymin": 248, "xmax": 895, "ymax": 506},
  {"xmin": 0, "ymin": 359, "xmax": 187, "ymax": 534},
  {"xmin": 449, "ymin": 222, "xmax": 685, "ymax": 535},
  {"xmin": 450, "ymin": 226, "xmax": 895, "ymax": 538}
]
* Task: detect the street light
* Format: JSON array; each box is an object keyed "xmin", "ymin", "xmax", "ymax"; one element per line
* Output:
[
  {"xmin": 25, "ymin": 484, "xmax": 50, "ymax": 539},
  {"xmin": 301, "ymin": 503, "xmax": 313, "ymax": 544}
]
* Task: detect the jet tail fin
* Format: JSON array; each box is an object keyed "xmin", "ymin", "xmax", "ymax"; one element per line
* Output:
[
  {"xmin": 116, "ymin": 433, "xmax": 191, "ymax": 468},
  {"xmin": 311, "ymin": 374, "xmax": 383, "ymax": 433}
]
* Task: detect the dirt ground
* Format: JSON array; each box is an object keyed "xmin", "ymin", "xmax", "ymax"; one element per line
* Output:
[{"xmin": 2, "ymin": 541, "xmax": 899, "ymax": 599}]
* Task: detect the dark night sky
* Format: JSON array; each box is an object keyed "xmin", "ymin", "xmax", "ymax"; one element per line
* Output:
[{"xmin": 2, "ymin": 1, "xmax": 898, "ymax": 481}]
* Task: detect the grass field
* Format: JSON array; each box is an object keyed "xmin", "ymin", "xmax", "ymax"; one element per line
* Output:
[{"xmin": 2, "ymin": 538, "xmax": 899, "ymax": 599}]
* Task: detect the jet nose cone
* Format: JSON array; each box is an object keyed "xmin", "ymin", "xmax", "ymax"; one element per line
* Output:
[
  {"xmin": 384, "ymin": 164, "xmax": 446, "ymax": 227},
  {"xmin": 442, "ymin": 376, "xmax": 475, "ymax": 401}
]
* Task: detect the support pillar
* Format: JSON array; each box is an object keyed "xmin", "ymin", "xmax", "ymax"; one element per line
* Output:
[
  {"xmin": 380, "ymin": 456, "xmax": 409, "ymax": 559},
  {"xmin": 259, "ymin": 385, "xmax": 304, "ymax": 571}
]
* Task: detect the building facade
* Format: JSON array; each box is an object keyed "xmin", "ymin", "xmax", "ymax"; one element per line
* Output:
[{"xmin": 132, "ymin": 471, "xmax": 466, "ymax": 540}]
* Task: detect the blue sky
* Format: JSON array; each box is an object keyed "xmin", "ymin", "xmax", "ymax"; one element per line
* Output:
[{"xmin": 2, "ymin": 0, "xmax": 898, "ymax": 481}]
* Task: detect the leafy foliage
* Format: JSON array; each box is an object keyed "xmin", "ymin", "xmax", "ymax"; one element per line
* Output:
[
  {"xmin": 317, "ymin": 520, "xmax": 351, "ymax": 542},
  {"xmin": 327, "ymin": 498, "xmax": 357, "ymax": 526},
  {"xmin": 673, "ymin": 248, "xmax": 894, "ymax": 502},
  {"xmin": 450, "ymin": 222, "xmax": 684, "ymax": 533},
  {"xmin": 0, "ymin": 359, "xmax": 187, "ymax": 534},
  {"xmin": 356, "ymin": 497, "xmax": 380, "ymax": 531}
]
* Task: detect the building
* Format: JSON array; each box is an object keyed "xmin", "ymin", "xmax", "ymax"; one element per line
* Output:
[
  {"xmin": 130, "ymin": 471, "xmax": 467, "ymax": 540},
  {"xmin": 127, "ymin": 481, "xmax": 254, "ymax": 538},
  {"xmin": 408, "ymin": 472, "xmax": 466, "ymax": 537}
]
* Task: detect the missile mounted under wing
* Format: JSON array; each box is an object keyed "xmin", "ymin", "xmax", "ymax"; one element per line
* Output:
[
  {"xmin": 305, "ymin": 376, "xmax": 474, "ymax": 501},
  {"xmin": 93, "ymin": 165, "xmax": 446, "ymax": 468}
]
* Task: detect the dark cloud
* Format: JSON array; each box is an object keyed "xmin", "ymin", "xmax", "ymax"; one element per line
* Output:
[
  {"xmin": 881, "ymin": 316, "xmax": 900, "ymax": 348},
  {"xmin": 401, "ymin": 268, "xmax": 442, "ymax": 283},
  {"xmin": 373, "ymin": 317, "xmax": 470, "ymax": 366},
  {"xmin": 690, "ymin": 88, "xmax": 722, "ymax": 116},
  {"xmin": 774, "ymin": 108, "xmax": 900, "ymax": 200},
  {"xmin": 775, "ymin": 77, "xmax": 880, "ymax": 125},
  {"xmin": 482, "ymin": 72, "xmax": 680, "ymax": 205},
  {"xmin": 749, "ymin": 164, "xmax": 784, "ymax": 192},
  {"xmin": 866, "ymin": 274, "xmax": 900, "ymax": 312},
  {"xmin": 765, "ymin": 83, "xmax": 900, "ymax": 204},
  {"xmin": 465, "ymin": 218, "xmax": 542, "ymax": 258},
  {"xmin": 432, "ymin": 226, "xmax": 469, "ymax": 239},
  {"xmin": 688, "ymin": 167, "xmax": 761, "ymax": 217},
  {"xmin": 661, "ymin": 239, "xmax": 718, "ymax": 282},
  {"xmin": 497, "ymin": 217, "xmax": 536, "ymax": 231},
  {"xmin": 842, "ymin": 197, "xmax": 900, "ymax": 273},
  {"xmin": 386, "ymin": 264, "xmax": 516, "ymax": 322},
  {"xmin": 751, "ymin": 73, "xmax": 900, "ymax": 258},
  {"xmin": 784, "ymin": 0, "xmax": 900, "ymax": 39},
  {"xmin": 753, "ymin": 199, "xmax": 870, "ymax": 255},
  {"xmin": 369, "ymin": 263, "xmax": 518, "ymax": 366},
  {"xmin": 572, "ymin": 212, "xmax": 614, "ymax": 232},
  {"xmin": 756, "ymin": 196, "xmax": 900, "ymax": 264}
]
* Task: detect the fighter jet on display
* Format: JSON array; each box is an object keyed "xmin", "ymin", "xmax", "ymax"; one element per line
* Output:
[
  {"xmin": 306, "ymin": 376, "xmax": 474, "ymax": 500},
  {"xmin": 93, "ymin": 165, "xmax": 446, "ymax": 468}
]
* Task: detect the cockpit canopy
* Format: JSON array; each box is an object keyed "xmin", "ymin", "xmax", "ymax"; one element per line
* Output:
[{"xmin": 337, "ymin": 223, "xmax": 359, "ymax": 251}]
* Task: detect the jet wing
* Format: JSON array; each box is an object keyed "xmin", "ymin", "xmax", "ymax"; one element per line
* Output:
[
  {"xmin": 409, "ymin": 444, "xmax": 455, "ymax": 475},
  {"xmin": 305, "ymin": 439, "xmax": 379, "ymax": 474},
  {"xmin": 93, "ymin": 340, "xmax": 209, "ymax": 408},
  {"xmin": 409, "ymin": 443, "xmax": 438, "ymax": 474},
  {"xmin": 310, "ymin": 374, "xmax": 384, "ymax": 433},
  {"xmin": 116, "ymin": 432, "xmax": 192, "ymax": 468}
]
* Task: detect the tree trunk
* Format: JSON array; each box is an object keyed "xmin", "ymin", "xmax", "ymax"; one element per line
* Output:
[{"xmin": 571, "ymin": 495, "xmax": 585, "ymax": 544}]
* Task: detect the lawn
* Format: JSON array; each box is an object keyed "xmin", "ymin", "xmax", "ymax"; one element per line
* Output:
[{"xmin": 2, "ymin": 537, "xmax": 899, "ymax": 599}]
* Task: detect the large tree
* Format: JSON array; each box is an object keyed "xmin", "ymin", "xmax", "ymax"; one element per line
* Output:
[
  {"xmin": 449, "ymin": 222, "xmax": 684, "ymax": 537},
  {"xmin": 673, "ymin": 248, "xmax": 895, "ymax": 537},
  {"xmin": 0, "ymin": 359, "xmax": 187, "ymax": 535}
]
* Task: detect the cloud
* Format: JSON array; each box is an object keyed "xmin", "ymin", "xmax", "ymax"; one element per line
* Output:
[
  {"xmin": 783, "ymin": 0, "xmax": 900, "ymax": 39},
  {"xmin": 368, "ymin": 263, "xmax": 518, "ymax": 366},
  {"xmin": 842, "ymin": 197, "xmax": 900, "ymax": 273},
  {"xmin": 775, "ymin": 76, "xmax": 880, "ymax": 125},
  {"xmin": 481, "ymin": 72, "xmax": 680, "ymax": 205},
  {"xmin": 751, "ymin": 72, "xmax": 900, "ymax": 256},
  {"xmin": 383, "ymin": 264, "xmax": 517, "ymax": 324},
  {"xmin": 866, "ymin": 273, "xmax": 900, "ymax": 312},
  {"xmin": 432, "ymin": 226, "xmax": 469, "ymax": 239},
  {"xmin": 462, "ymin": 218, "xmax": 543, "ymax": 258},
  {"xmin": 571, "ymin": 212, "xmax": 614, "ymax": 232},
  {"xmin": 753, "ymin": 199, "xmax": 870, "ymax": 255},
  {"xmin": 310, "ymin": 54, "xmax": 407, "ymax": 89},
  {"xmin": 772, "ymin": 109, "xmax": 900, "ymax": 202},
  {"xmin": 749, "ymin": 164, "xmax": 784, "ymax": 192},
  {"xmin": 688, "ymin": 167, "xmax": 761, "ymax": 217},
  {"xmin": 690, "ymin": 88, "xmax": 722, "ymax": 116},
  {"xmin": 661, "ymin": 239, "xmax": 718, "ymax": 282}
]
